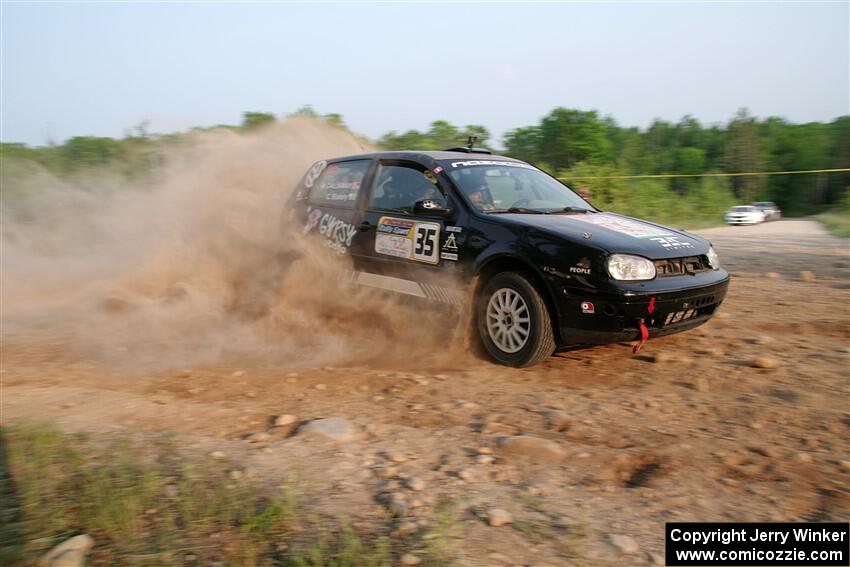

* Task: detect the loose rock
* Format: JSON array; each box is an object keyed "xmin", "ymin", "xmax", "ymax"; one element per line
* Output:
[
  {"xmin": 273, "ymin": 414, "xmax": 297, "ymax": 427},
  {"xmin": 544, "ymin": 411, "xmax": 572, "ymax": 431},
  {"xmin": 373, "ymin": 465, "xmax": 399, "ymax": 479},
  {"xmin": 794, "ymin": 452, "xmax": 813, "ymax": 463},
  {"xmin": 42, "ymin": 534, "xmax": 95, "ymax": 567},
  {"xmin": 245, "ymin": 432, "xmax": 270, "ymax": 443},
  {"xmin": 608, "ymin": 534, "xmax": 639, "ymax": 554},
  {"xmin": 799, "ymin": 271, "xmax": 816, "ymax": 282},
  {"xmin": 407, "ymin": 478, "xmax": 426, "ymax": 491},
  {"xmin": 750, "ymin": 357, "xmax": 779, "ymax": 369},
  {"xmin": 457, "ymin": 468, "xmax": 476, "ymax": 482},
  {"xmin": 487, "ymin": 508, "xmax": 513, "ymax": 527},
  {"xmin": 497, "ymin": 436, "xmax": 566, "ymax": 462},
  {"xmin": 298, "ymin": 417, "xmax": 359, "ymax": 443},
  {"xmin": 400, "ymin": 553, "xmax": 421, "ymax": 565}
]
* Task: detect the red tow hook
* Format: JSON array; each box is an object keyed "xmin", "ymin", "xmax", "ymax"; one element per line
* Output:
[
  {"xmin": 633, "ymin": 319, "xmax": 649, "ymax": 354},
  {"xmin": 632, "ymin": 296, "xmax": 655, "ymax": 354}
]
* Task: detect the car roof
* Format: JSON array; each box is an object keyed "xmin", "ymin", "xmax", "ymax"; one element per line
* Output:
[{"xmin": 327, "ymin": 150, "xmax": 525, "ymax": 164}]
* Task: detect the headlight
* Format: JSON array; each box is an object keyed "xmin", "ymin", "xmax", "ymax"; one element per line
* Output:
[
  {"xmin": 706, "ymin": 246, "xmax": 720, "ymax": 270},
  {"xmin": 607, "ymin": 254, "xmax": 656, "ymax": 281}
]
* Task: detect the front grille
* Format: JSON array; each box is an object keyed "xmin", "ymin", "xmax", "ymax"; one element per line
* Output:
[{"xmin": 654, "ymin": 255, "xmax": 709, "ymax": 277}]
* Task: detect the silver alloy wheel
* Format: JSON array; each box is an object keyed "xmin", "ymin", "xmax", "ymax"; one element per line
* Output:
[{"xmin": 486, "ymin": 287, "xmax": 531, "ymax": 353}]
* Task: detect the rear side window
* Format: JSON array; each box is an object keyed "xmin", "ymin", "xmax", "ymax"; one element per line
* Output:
[
  {"xmin": 308, "ymin": 159, "xmax": 371, "ymax": 208},
  {"xmin": 368, "ymin": 163, "xmax": 447, "ymax": 213}
]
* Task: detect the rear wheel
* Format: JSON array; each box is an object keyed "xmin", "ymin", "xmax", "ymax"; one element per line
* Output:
[{"xmin": 477, "ymin": 272, "xmax": 556, "ymax": 367}]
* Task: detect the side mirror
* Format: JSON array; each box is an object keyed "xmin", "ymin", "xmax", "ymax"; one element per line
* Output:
[{"xmin": 413, "ymin": 199, "xmax": 453, "ymax": 217}]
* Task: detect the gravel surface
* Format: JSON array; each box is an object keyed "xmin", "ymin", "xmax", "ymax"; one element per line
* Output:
[{"xmin": 3, "ymin": 219, "xmax": 849, "ymax": 566}]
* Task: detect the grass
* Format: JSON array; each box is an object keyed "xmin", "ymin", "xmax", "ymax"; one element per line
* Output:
[
  {"xmin": 0, "ymin": 425, "xmax": 455, "ymax": 566},
  {"xmin": 815, "ymin": 209, "xmax": 850, "ymax": 238}
]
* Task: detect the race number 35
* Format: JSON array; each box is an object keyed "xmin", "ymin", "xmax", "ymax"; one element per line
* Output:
[{"xmin": 413, "ymin": 225, "xmax": 439, "ymax": 264}]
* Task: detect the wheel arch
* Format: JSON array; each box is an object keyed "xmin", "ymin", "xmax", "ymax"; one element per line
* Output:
[{"xmin": 474, "ymin": 254, "xmax": 562, "ymax": 345}]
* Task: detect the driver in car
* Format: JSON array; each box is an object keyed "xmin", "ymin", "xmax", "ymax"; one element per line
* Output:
[{"xmin": 462, "ymin": 169, "xmax": 497, "ymax": 211}]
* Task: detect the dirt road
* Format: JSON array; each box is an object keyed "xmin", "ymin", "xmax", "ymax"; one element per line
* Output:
[{"xmin": 3, "ymin": 219, "xmax": 849, "ymax": 565}]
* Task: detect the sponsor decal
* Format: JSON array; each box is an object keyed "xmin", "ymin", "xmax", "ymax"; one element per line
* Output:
[
  {"xmin": 442, "ymin": 233, "xmax": 459, "ymax": 251},
  {"xmin": 304, "ymin": 160, "xmax": 327, "ymax": 188},
  {"xmin": 650, "ymin": 236, "xmax": 694, "ymax": 249},
  {"xmin": 445, "ymin": 225, "xmax": 463, "ymax": 233},
  {"xmin": 304, "ymin": 208, "xmax": 323, "ymax": 234},
  {"xmin": 570, "ymin": 213, "xmax": 673, "ymax": 239},
  {"xmin": 664, "ymin": 309, "xmax": 697, "ymax": 325},
  {"xmin": 321, "ymin": 180, "xmax": 361, "ymax": 202},
  {"xmin": 441, "ymin": 252, "xmax": 458, "ymax": 261},
  {"xmin": 581, "ymin": 301, "xmax": 595, "ymax": 314},
  {"xmin": 433, "ymin": 166, "xmax": 444, "ymax": 174},
  {"xmin": 375, "ymin": 216, "xmax": 441, "ymax": 264},
  {"xmin": 304, "ymin": 207, "xmax": 357, "ymax": 256},
  {"xmin": 450, "ymin": 160, "xmax": 538, "ymax": 170}
]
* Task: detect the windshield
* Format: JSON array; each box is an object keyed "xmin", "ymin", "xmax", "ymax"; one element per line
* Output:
[
  {"xmin": 732, "ymin": 206, "xmax": 756, "ymax": 212},
  {"xmin": 443, "ymin": 160, "xmax": 595, "ymax": 214}
]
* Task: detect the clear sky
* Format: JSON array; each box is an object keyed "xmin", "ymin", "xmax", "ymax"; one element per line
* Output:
[{"xmin": 1, "ymin": 1, "xmax": 847, "ymax": 146}]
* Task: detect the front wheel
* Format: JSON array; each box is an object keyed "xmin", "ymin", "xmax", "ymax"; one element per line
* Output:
[{"xmin": 476, "ymin": 272, "xmax": 556, "ymax": 367}]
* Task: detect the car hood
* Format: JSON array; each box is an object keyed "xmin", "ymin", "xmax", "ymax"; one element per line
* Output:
[{"xmin": 496, "ymin": 211, "xmax": 710, "ymax": 259}]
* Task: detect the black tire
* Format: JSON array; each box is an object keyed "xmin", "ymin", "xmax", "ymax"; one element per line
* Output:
[{"xmin": 476, "ymin": 271, "xmax": 556, "ymax": 367}]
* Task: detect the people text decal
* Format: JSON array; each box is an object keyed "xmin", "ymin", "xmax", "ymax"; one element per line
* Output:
[
  {"xmin": 304, "ymin": 207, "xmax": 357, "ymax": 255},
  {"xmin": 375, "ymin": 217, "xmax": 441, "ymax": 265},
  {"xmin": 450, "ymin": 160, "xmax": 538, "ymax": 170},
  {"xmin": 304, "ymin": 160, "xmax": 327, "ymax": 188},
  {"xmin": 570, "ymin": 213, "xmax": 673, "ymax": 239}
]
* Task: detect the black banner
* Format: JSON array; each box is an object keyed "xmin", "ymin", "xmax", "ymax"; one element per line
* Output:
[{"xmin": 666, "ymin": 523, "xmax": 849, "ymax": 566}]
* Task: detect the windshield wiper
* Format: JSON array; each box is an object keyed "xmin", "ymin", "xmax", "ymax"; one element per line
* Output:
[
  {"xmin": 552, "ymin": 206, "xmax": 593, "ymax": 214},
  {"xmin": 490, "ymin": 207, "xmax": 549, "ymax": 214}
]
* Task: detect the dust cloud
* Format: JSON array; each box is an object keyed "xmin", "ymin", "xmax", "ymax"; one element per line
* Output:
[{"xmin": 1, "ymin": 118, "xmax": 463, "ymax": 371}]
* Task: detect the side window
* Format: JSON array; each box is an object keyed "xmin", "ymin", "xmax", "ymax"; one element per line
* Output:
[
  {"xmin": 368, "ymin": 163, "xmax": 447, "ymax": 213},
  {"xmin": 308, "ymin": 159, "xmax": 371, "ymax": 209}
]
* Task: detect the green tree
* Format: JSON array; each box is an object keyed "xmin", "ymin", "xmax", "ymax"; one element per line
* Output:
[
  {"xmin": 503, "ymin": 126, "xmax": 542, "ymax": 164},
  {"xmin": 241, "ymin": 112, "xmax": 276, "ymax": 129},
  {"xmin": 723, "ymin": 108, "xmax": 765, "ymax": 201},
  {"xmin": 538, "ymin": 108, "xmax": 611, "ymax": 170}
]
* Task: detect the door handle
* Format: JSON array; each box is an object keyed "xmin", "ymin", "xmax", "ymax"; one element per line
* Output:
[{"xmin": 358, "ymin": 220, "xmax": 372, "ymax": 232}]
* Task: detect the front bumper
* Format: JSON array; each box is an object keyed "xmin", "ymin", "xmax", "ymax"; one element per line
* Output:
[
  {"xmin": 726, "ymin": 216, "xmax": 760, "ymax": 225},
  {"xmin": 555, "ymin": 276, "xmax": 730, "ymax": 346}
]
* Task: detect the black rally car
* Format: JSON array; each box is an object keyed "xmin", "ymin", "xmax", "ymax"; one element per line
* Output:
[{"xmin": 290, "ymin": 149, "xmax": 729, "ymax": 367}]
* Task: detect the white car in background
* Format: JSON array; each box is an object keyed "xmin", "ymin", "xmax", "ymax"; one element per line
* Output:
[
  {"xmin": 724, "ymin": 205, "xmax": 766, "ymax": 225},
  {"xmin": 753, "ymin": 201, "xmax": 782, "ymax": 221}
]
